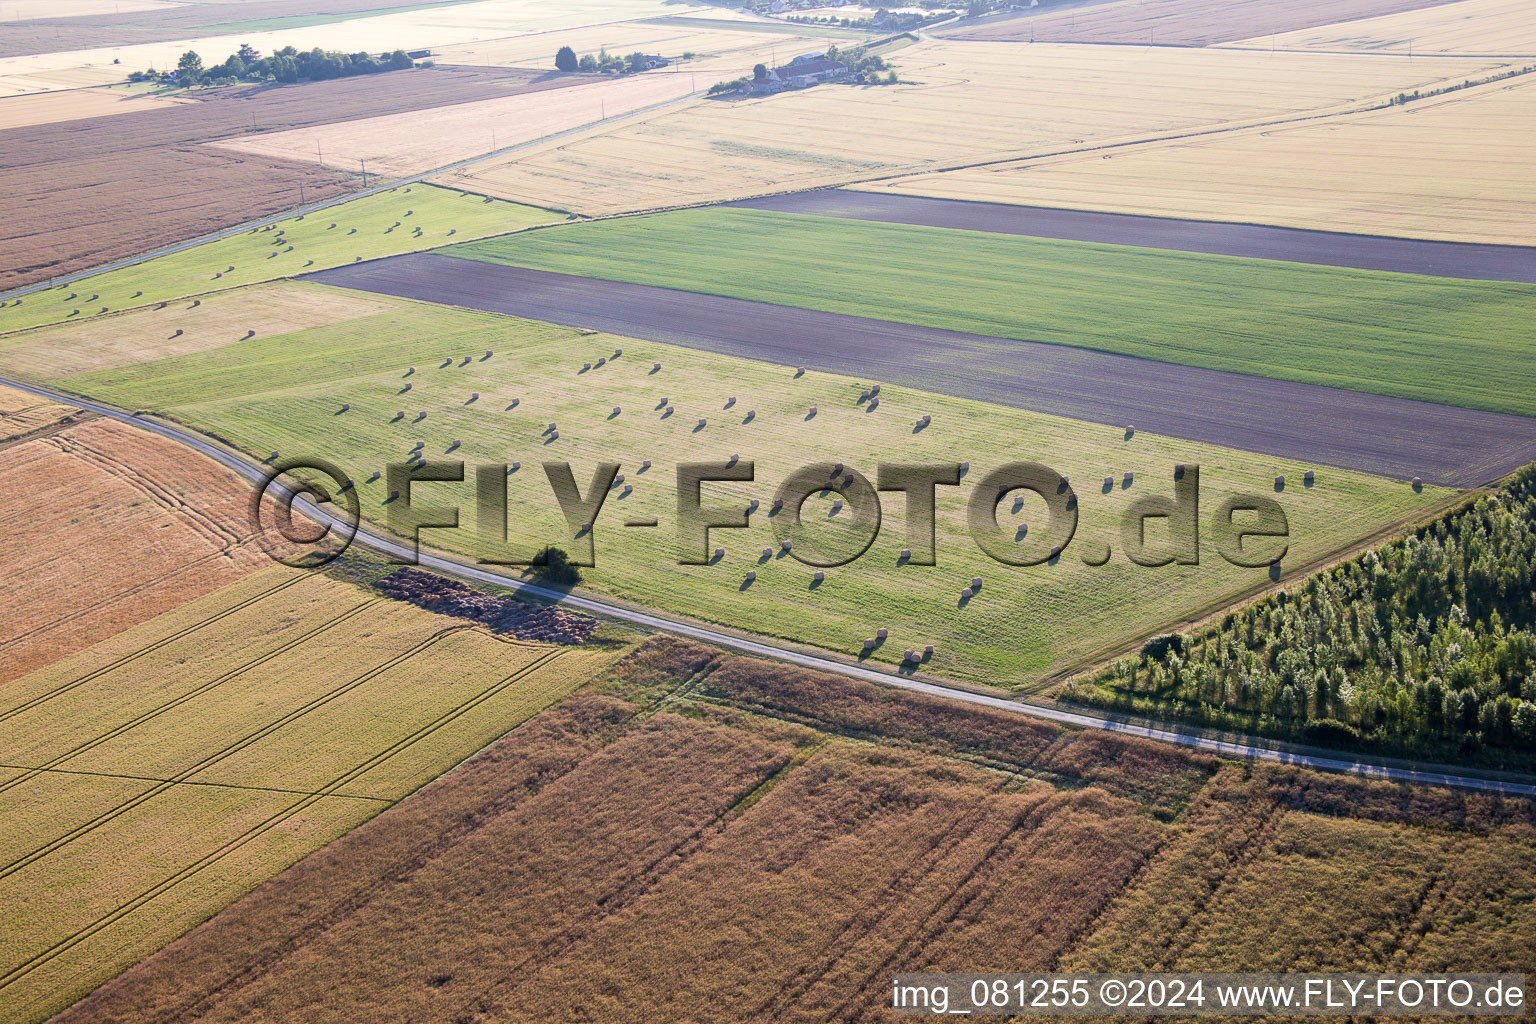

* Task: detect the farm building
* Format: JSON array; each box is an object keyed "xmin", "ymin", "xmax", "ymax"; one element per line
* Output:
[{"xmin": 769, "ymin": 57, "xmax": 849, "ymax": 88}]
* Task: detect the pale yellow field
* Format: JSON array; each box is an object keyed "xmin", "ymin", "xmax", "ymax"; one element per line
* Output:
[
  {"xmin": 1227, "ymin": 0, "xmax": 1536, "ymax": 56},
  {"xmin": 2, "ymin": 0, "xmax": 176, "ymax": 17},
  {"xmin": 0, "ymin": 383, "xmax": 74, "ymax": 442},
  {"xmin": 0, "ymin": 283, "xmax": 389, "ymax": 378},
  {"xmin": 443, "ymin": 39, "xmax": 1507, "ymax": 215},
  {"xmin": 215, "ymin": 71, "xmax": 701, "ymax": 178},
  {"xmin": 0, "ymin": 85, "xmax": 174, "ymax": 130},
  {"xmin": 0, "ymin": 0, "xmax": 708, "ymax": 95},
  {"xmin": 868, "ymin": 73, "xmax": 1536, "ymax": 245},
  {"xmin": 432, "ymin": 18, "xmax": 847, "ymax": 77}
]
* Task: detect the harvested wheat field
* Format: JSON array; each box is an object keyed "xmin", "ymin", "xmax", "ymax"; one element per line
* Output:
[
  {"xmin": 0, "ymin": 184, "xmax": 554, "ymax": 338},
  {"xmin": 52, "ymin": 639, "xmax": 1536, "ymax": 1024},
  {"xmin": 218, "ymin": 71, "xmax": 701, "ymax": 179},
  {"xmin": 869, "ymin": 72, "xmax": 1536, "ymax": 245},
  {"xmin": 447, "ymin": 40, "xmax": 1504, "ymax": 214},
  {"xmin": 0, "ymin": 282, "xmax": 389, "ymax": 379},
  {"xmin": 0, "ymin": 564, "xmax": 625, "ymax": 1024},
  {"xmin": 939, "ymin": 0, "xmax": 1466, "ymax": 45},
  {"xmin": 1228, "ymin": 0, "xmax": 1536, "ymax": 56},
  {"xmin": 0, "ymin": 419, "xmax": 273, "ymax": 686},
  {"xmin": 0, "ymin": 383, "xmax": 78, "ymax": 444},
  {"xmin": 0, "ymin": 65, "xmax": 572, "ymax": 289}
]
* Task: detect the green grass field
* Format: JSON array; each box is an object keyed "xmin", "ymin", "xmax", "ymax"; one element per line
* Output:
[
  {"xmin": 447, "ymin": 207, "xmax": 1536, "ymax": 418},
  {"xmin": 0, "ymin": 184, "xmax": 558, "ymax": 337},
  {"xmin": 52, "ymin": 283, "xmax": 1443, "ymax": 687}
]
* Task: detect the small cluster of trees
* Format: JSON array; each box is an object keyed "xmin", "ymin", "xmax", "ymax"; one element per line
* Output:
[
  {"xmin": 785, "ymin": 8, "xmax": 957, "ymax": 30},
  {"xmin": 1065, "ymin": 464, "xmax": 1536, "ymax": 768},
  {"xmin": 555, "ymin": 45, "xmax": 685, "ymax": 75},
  {"xmin": 129, "ymin": 43, "xmax": 415, "ymax": 88}
]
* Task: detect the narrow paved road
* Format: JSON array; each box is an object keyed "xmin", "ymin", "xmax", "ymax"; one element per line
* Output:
[{"xmin": 7, "ymin": 374, "xmax": 1535, "ymax": 798}]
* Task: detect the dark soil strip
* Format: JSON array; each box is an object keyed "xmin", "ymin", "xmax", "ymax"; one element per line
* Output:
[
  {"xmin": 728, "ymin": 191, "xmax": 1536, "ymax": 284},
  {"xmin": 307, "ymin": 253, "xmax": 1536, "ymax": 487}
]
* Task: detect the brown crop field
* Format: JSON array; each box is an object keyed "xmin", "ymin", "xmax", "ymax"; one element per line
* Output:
[
  {"xmin": 446, "ymin": 40, "xmax": 1504, "ymax": 215},
  {"xmin": 873, "ymin": 73, "xmax": 1536, "ymax": 244},
  {"xmin": 0, "ymin": 66, "xmax": 577, "ymax": 289},
  {"xmin": 938, "ymin": 0, "xmax": 1466, "ymax": 45},
  {"xmin": 0, "ymin": 0, "xmax": 468, "ymax": 58},
  {"xmin": 0, "ymin": 282, "xmax": 389, "ymax": 378},
  {"xmin": 0, "ymin": 565, "xmax": 625, "ymax": 1024},
  {"xmin": 0, "ymin": 419, "xmax": 277, "ymax": 686},
  {"xmin": 1229, "ymin": 0, "xmax": 1536, "ymax": 56},
  {"xmin": 52, "ymin": 638, "xmax": 1535, "ymax": 1024}
]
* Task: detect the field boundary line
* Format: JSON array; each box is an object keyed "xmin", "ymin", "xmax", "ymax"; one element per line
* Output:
[
  {"xmin": 0, "ymin": 572, "xmax": 312, "ymax": 719},
  {"xmin": 0, "ymin": 644, "xmax": 565, "ymax": 992},
  {"xmin": 3, "ymin": 375, "xmax": 1534, "ymax": 797}
]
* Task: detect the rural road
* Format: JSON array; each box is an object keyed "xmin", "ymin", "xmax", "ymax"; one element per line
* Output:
[
  {"xmin": 7, "ymin": 374, "xmax": 1536, "ymax": 799},
  {"xmin": 309, "ymin": 254, "xmax": 1536, "ymax": 488}
]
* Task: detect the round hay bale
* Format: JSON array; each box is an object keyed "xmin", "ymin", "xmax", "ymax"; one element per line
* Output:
[
  {"xmin": 471, "ymin": 392, "xmax": 479, "ymax": 401},
  {"xmin": 971, "ymin": 576, "xmax": 983, "ymax": 588},
  {"xmin": 870, "ymin": 384, "xmax": 880, "ymax": 395},
  {"xmin": 900, "ymin": 548, "xmax": 911, "ymax": 560},
  {"xmin": 748, "ymin": 498, "xmax": 759, "ymax": 511},
  {"xmin": 612, "ymin": 406, "xmax": 622, "ymax": 416},
  {"xmin": 403, "ymin": 382, "xmax": 412, "ymax": 391},
  {"xmin": 1276, "ymin": 474, "xmax": 1286, "ymax": 487},
  {"xmin": 813, "ymin": 570, "xmax": 825, "ymax": 582},
  {"xmin": 831, "ymin": 498, "xmax": 844, "ymax": 512},
  {"xmin": 1412, "ymin": 476, "xmax": 1423, "ymax": 487},
  {"xmin": 868, "ymin": 397, "xmax": 879, "ymax": 409},
  {"xmin": 596, "ymin": 357, "xmax": 606, "ymax": 367},
  {"xmin": 715, "ymin": 547, "xmax": 726, "ymax": 559},
  {"xmin": 550, "ymin": 430, "xmax": 559, "ymax": 439},
  {"xmin": 1050, "ymin": 545, "xmax": 1063, "ymax": 558},
  {"xmin": 509, "ymin": 398, "xmax": 519, "ymax": 408},
  {"xmin": 832, "ymin": 462, "xmax": 843, "ymax": 476},
  {"xmin": 653, "ymin": 361, "xmax": 662, "ymax": 371},
  {"xmin": 582, "ymin": 362, "xmax": 591, "ymax": 371},
  {"xmin": 485, "ymin": 350, "xmax": 493, "ymax": 359},
  {"xmin": 340, "ymin": 403, "xmax": 349, "ymax": 412},
  {"xmin": 622, "ymin": 484, "xmax": 632, "ymax": 495},
  {"xmin": 862, "ymin": 638, "xmax": 876, "ymax": 650},
  {"xmin": 548, "ymin": 422, "xmax": 558, "ymax": 431},
  {"xmin": 876, "ymin": 627, "xmax": 888, "ymax": 639},
  {"xmin": 960, "ymin": 587, "xmax": 973, "ymax": 599},
  {"xmin": 613, "ymin": 348, "xmax": 622, "ymax": 358},
  {"xmin": 781, "ymin": 540, "xmax": 793, "ymax": 551},
  {"xmin": 1304, "ymin": 469, "xmax": 1315, "ymax": 483},
  {"xmin": 808, "ymin": 405, "xmax": 817, "ymax": 416},
  {"xmin": 641, "ymin": 459, "xmax": 652, "ymax": 469},
  {"xmin": 763, "ymin": 547, "xmax": 773, "ymax": 558},
  {"xmin": 697, "ymin": 417, "xmax": 707, "ymax": 429},
  {"xmin": 615, "ymin": 473, "xmax": 625, "ymax": 484},
  {"xmin": 1104, "ymin": 476, "xmax": 1114, "ymax": 489},
  {"xmin": 745, "ymin": 570, "xmax": 757, "ymax": 582},
  {"xmin": 904, "ymin": 649, "xmax": 916, "ymax": 662},
  {"xmin": 511, "ymin": 461, "xmax": 521, "ymax": 471},
  {"xmin": 924, "ymin": 644, "xmax": 934, "ymax": 656},
  {"xmin": 390, "ymin": 489, "xmax": 400, "ymax": 499},
  {"xmin": 772, "ymin": 498, "xmax": 784, "ymax": 510}
]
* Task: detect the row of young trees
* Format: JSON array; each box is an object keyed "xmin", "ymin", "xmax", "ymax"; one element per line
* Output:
[
  {"xmin": 1064, "ymin": 465, "xmax": 1536, "ymax": 768},
  {"xmin": 554, "ymin": 45, "xmax": 687, "ymax": 75},
  {"xmin": 129, "ymin": 43, "xmax": 415, "ymax": 87}
]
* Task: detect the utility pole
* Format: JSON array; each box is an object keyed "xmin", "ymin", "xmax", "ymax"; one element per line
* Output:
[
  {"xmin": 360, "ymin": 157, "xmax": 368, "ymax": 188},
  {"xmin": 299, "ymin": 182, "xmax": 306, "ymax": 207},
  {"xmin": 316, "ymin": 140, "xmax": 323, "ymax": 166}
]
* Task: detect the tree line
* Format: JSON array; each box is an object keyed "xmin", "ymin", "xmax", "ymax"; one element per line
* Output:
[
  {"xmin": 1063, "ymin": 464, "xmax": 1536, "ymax": 769},
  {"xmin": 130, "ymin": 43, "xmax": 416, "ymax": 87}
]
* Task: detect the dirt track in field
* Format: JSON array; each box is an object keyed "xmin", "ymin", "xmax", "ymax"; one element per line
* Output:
[
  {"xmin": 938, "ymin": 0, "xmax": 1466, "ymax": 46},
  {"xmin": 0, "ymin": 66, "xmax": 578, "ymax": 289},
  {"xmin": 0, "ymin": 0, "xmax": 454, "ymax": 58},
  {"xmin": 308, "ymin": 253, "xmax": 1536, "ymax": 488},
  {"xmin": 731, "ymin": 191, "xmax": 1536, "ymax": 284}
]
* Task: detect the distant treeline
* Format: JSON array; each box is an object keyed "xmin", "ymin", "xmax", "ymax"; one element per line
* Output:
[
  {"xmin": 1064, "ymin": 464, "xmax": 1536, "ymax": 769},
  {"xmin": 129, "ymin": 43, "xmax": 417, "ymax": 88}
]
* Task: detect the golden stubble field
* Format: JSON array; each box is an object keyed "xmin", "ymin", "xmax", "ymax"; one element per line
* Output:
[
  {"xmin": 214, "ymin": 71, "xmax": 703, "ymax": 178},
  {"xmin": 868, "ymin": 72, "xmax": 1536, "ymax": 245},
  {"xmin": 1227, "ymin": 0, "xmax": 1536, "ymax": 56},
  {"xmin": 0, "ymin": 565, "xmax": 626, "ymax": 1024},
  {"xmin": 442, "ymin": 40, "xmax": 1508, "ymax": 215}
]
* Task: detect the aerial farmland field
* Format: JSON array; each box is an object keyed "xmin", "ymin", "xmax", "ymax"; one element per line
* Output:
[
  {"xmin": 446, "ymin": 208, "xmax": 1536, "ymax": 417},
  {"xmin": 0, "ymin": 184, "xmax": 556, "ymax": 336},
  {"xmin": 4, "ymin": 0, "xmax": 1536, "ymax": 1017},
  {"xmin": 29, "ymin": 282, "xmax": 1443, "ymax": 686},
  {"xmin": 871, "ymin": 70, "xmax": 1536, "ymax": 246},
  {"xmin": 446, "ymin": 40, "xmax": 1503, "ymax": 214},
  {"xmin": 50, "ymin": 640, "xmax": 1536, "ymax": 1023}
]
